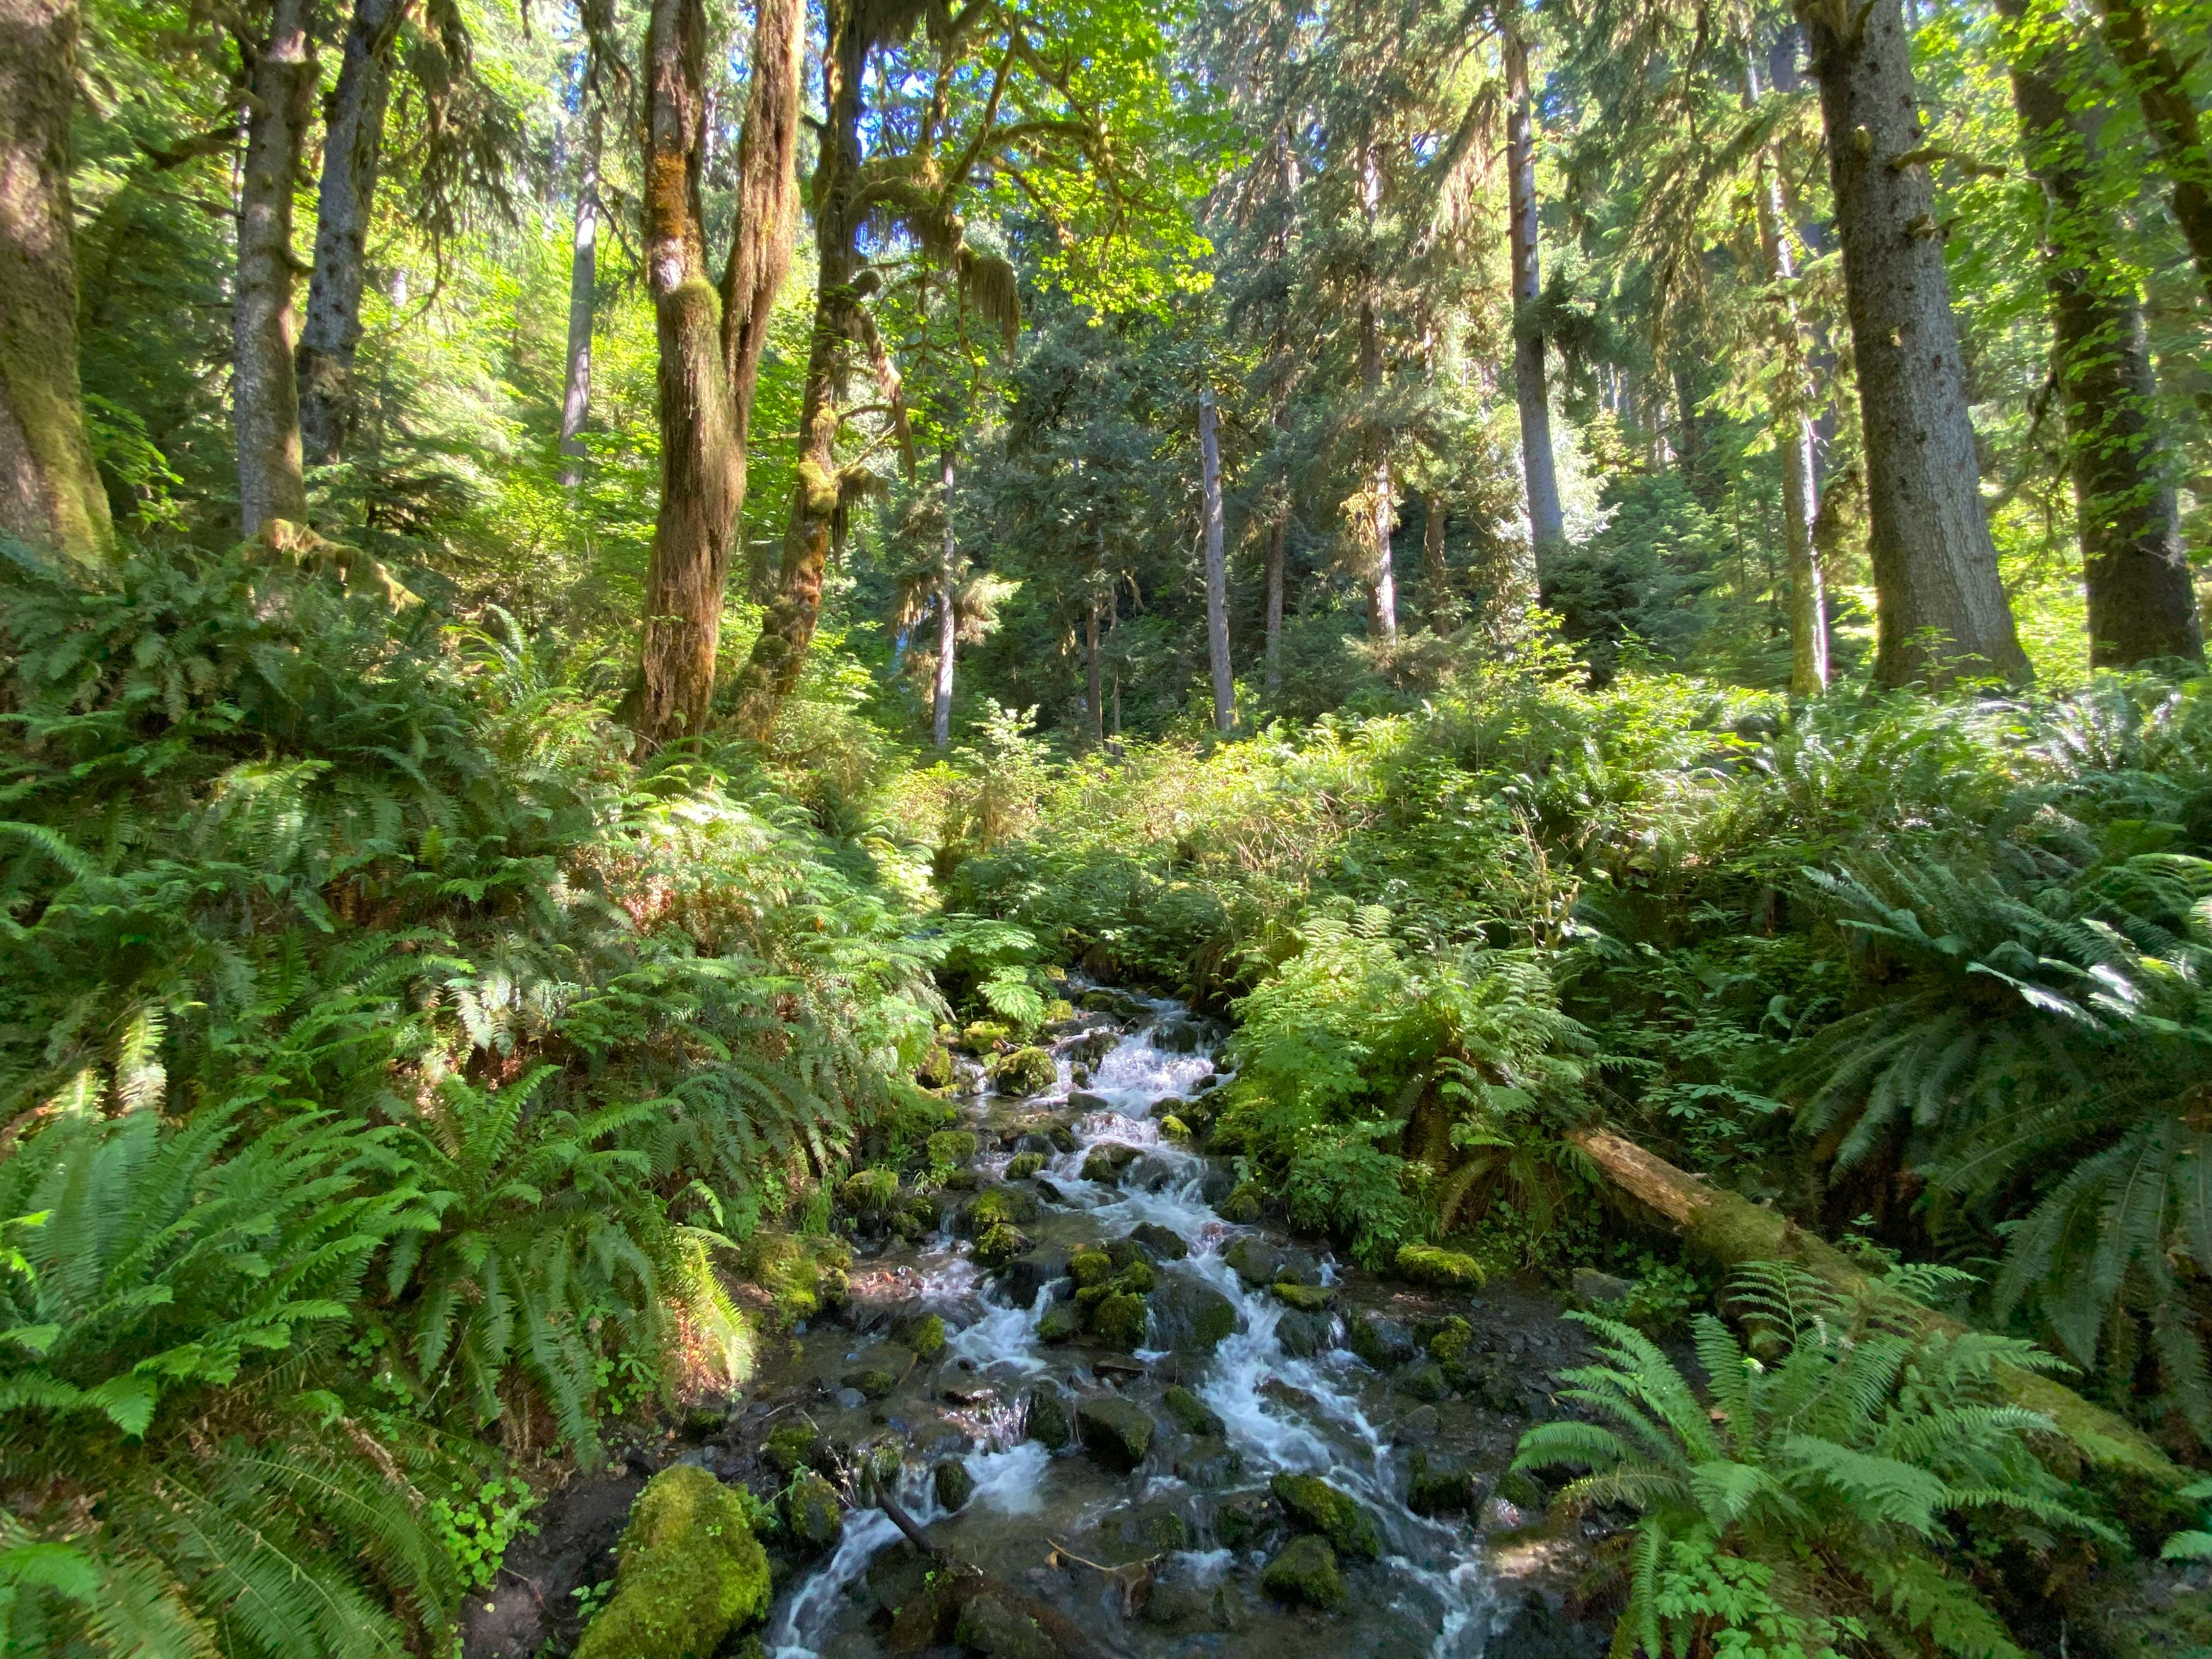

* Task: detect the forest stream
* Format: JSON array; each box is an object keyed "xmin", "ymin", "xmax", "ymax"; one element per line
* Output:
[{"xmin": 468, "ymin": 993, "xmax": 1607, "ymax": 1659}]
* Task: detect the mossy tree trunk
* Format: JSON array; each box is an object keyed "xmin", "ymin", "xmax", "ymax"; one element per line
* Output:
[
  {"xmin": 0, "ymin": 0, "xmax": 111, "ymax": 566},
  {"xmin": 634, "ymin": 0, "xmax": 803, "ymax": 745},
  {"xmin": 1504, "ymin": 24, "xmax": 1562, "ymax": 583},
  {"xmin": 2000, "ymin": 0, "xmax": 2200, "ymax": 667},
  {"xmin": 296, "ymin": 0, "xmax": 406, "ymax": 472},
  {"xmin": 1263, "ymin": 511, "xmax": 1286, "ymax": 692},
  {"xmin": 1798, "ymin": 0, "xmax": 2029, "ymax": 687},
  {"xmin": 233, "ymin": 0, "xmax": 317, "ymax": 539}
]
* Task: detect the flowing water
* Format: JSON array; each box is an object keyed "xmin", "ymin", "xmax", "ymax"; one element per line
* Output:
[{"xmin": 748, "ymin": 994, "xmax": 1586, "ymax": 1659}]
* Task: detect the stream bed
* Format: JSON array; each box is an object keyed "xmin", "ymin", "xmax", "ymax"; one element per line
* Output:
[{"xmin": 467, "ymin": 992, "xmax": 1609, "ymax": 1659}]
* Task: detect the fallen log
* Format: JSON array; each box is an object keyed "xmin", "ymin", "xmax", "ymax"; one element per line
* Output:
[{"xmin": 1566, "ymin": 1126, "xmax": 2179, "ymax": 1483}]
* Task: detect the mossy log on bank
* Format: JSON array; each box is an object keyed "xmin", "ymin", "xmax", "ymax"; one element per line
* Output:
[{"xmin": 1566, "ymin": 1126, "xmax": 2179, "ymax": 1483}]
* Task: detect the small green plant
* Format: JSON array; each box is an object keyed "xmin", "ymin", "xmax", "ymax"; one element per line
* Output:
[{"xmin": 431, "ymin": 1475, "xmax": 540, "ymax": 1592}]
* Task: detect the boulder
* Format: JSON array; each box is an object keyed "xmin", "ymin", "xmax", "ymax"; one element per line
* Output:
[
  {"xmin": 1162, "ymin": 1384, "xmax": 1224, "ymax": 1437},
  {"xmin": 1080, "ymin": 1142, "xmax": 1141, "ymax": 1183},
  {"xmin": 1260, "ymin": 1535, "xmax": 1343, "ymax": 1610},
  {"xmin": 997, "ymin": 1243, "xmax": 1075, "ymax": 1307},
  {"xmin": 1274, "ymin": 1308, "xmax": 1333, "ymax": 1359},
  {"xmin": 1149, "ymin": 1274, "xmax": 1238, "ymax": 1355},
  {"xmin": 572, "ymin": 1466, "xmax": 770, "ymax": 1659},
  {"xmin": 1037, "ymin": 1300, "xmax": 1080, "ymax": 1343},
  {"xmin": 961, "ymin": 1184, "xmax": 1041, "ymax": 1234},
  {"xmin": 1271, "ymin": 1281, "xmax": 1334, "ymax": 1313},
  {"xmin": 934, "ymin": 1459, "xmax": 975, "ymax": 1512},
  {"xmin": 782, "ymin": 1470, "xmax": 843, "ymax": 1552},
  {"xmin": 763, "ymin": 1421, "xmax": 820, "ymax": 1476},
  {"xmin": 1223, "ymin": 1235, "xmax": 1319, "ymax": 1288},
  {"xmin": 1047, "ymin": 1124, "xmax": 1079, "ymax": 1154},
  {"xmin": 927, "ymin": 1129, "xmax": 980, "ymax": 1169},
  {"xmin": 1154, "ymin": 1019, "xmax": 1203, "ymax": 1054},
  {"xmin": 1572, "ymin": 1267, "xmax": 1635, "ymax": 1307},
  {"xmin": 1024, "ymin": 1386, "xmax": 1072, "ymax": 1451},
  {"xmin": 1088, "ymin": 1289, "xmax": 1149, "ymax": 1350},
  {"xmin": 1217, "ymin": 1182, "xmax": 1265, "ymax": 1223},
  {"xmin": 1075, "ymin": 1396, "xmax": 1154, "ymax": 1471},
  {"xmin": 1127, "ymin": 1221, "xmax": 1190, "ymax": 1261},
  {"xmin": 988, "ymin": 1046, "xmax": 1058, "ymax": 1096},
  {"xmin": 1005, "ymin": 1152, "xmax": 1046, "ymax": 1180},
  {"xmin": 1395, "ymin": 1243, "xmax": 1484, "ymax": 1288},
  {"xmin": 1349, "ymin": 1314, "xmax": 1417, "ymax": 1369},
  {"xmin": 1406, "ymin": 1454, "xmax": 1476, "ymax": 1517},
  {"xmin": 1066, "ymin": 1090, "xmax": 1113, "ymax": 1113},
  {"xmin": 954, "ymin": 1594, "xmax": 1059, "ymax": 1659},
  {"xmin": 1269, "ymin": 1472, "xmax": 1380, "ymax": 1561}
]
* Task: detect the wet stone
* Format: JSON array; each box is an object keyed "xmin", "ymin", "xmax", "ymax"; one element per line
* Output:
[
  {"xmin": 1270, "ymin": 1473, "xmax": 1380, "ymax": 1561},
  {"xmin": 1127, "ymin": 1221, "xmax": 1189, "ymax": 1261},
  {"xmin": 1213, "ymin": 1493, "xmax": 1275, "ymax": 1552},
  {"xmin": 1115, "ymin": 1502, "xmax": 1189, "ymax": 1555},
  {"xmin": 1170, "ymin": 1435, "xmax": 1243, "ymax": 1487},
  {"xmin": 783, "ymin": 1470, "xmax": 843, "ymax": 1552},
  {"xmin": 1037, "ymin": 1301, "xmax": 1080, "ymax": 1343},
  {"xmin": 1261, "ymin": 1535, "xmax": 1344, "ymax": 1610},
  {"xmin": 933, "ymin": 1459, "xmax": 975, "ymax": 1511},
  {"xmin": 1406, "ymin": 1453, "xmax": 1477, "ymax": 1516},
  {"xmin": 1014, "ymin": 1132, "xmax": 1056, "ymax": 1156},
  {"xmin": 1141, "ymin": 1576, "xmax": 1218, "ymax": 1630},
  {"xmin": 1350, "ymin": 1313, "xmax": 1416, "ymax": 1369},
  {"xmin": 1163, "ymin": 1383, "xmax": 1224, "ymax": 1437},
  {"xmin": 833, "ymin": 1386, "xmax": 868, "ymax": 1410},
  {"xmin": 1047, "ymin": 1124, "xmax": 1079, "ymax": 1154},
  {"xmin": 1080, "ymin": 1142, "xmax": 1141, "ymax": 1183},
  {"xmin": 1075, "ymin": 1395, "xmax": 1154, "ymax": 1471},
  {"xmin": 840, "ymin": 1367, "xmax": 896, "ymax": 1400},
  {"xmin": 1067, "ymin": 1090, "xmax": 1113, "ymax": 1113},
  {"xmin": 1088, "ymin": 1289, "xmax": 1148, "ymax": 1349},
  {"xmin": 1396, "ymin": 1361, "xmax": 1449, "ymax": 1403},
  {"xmin": 1274, "ymin": 1308, "xmax": 1334, "ymax": 1359},
  {"xmin": 997, "ymin": 1243, "xmax": 1074, "ymax": 1308},
  {"xmin": 1222, "ymin": 1235, "xmax": 1322, "ymax": 1289},
  {"xmin": 1271, "ymin": 1280, "xmax": 1334, "ymax": 1313},
  {"xmin": 954, "ymin": 1593, "xmax": 1058, "ymax": 1659},
  {"xmin": 1024, "ymin": 1386, "xmax": 1072, "ymax": 1451},
  {"xmin": 1005, "ymin": 1152, "xmax": 1045, "ymax": 1180},
  {"xmin": 1150, "ymin": 1273, "xmax": 1238, "ymax": 1355}
]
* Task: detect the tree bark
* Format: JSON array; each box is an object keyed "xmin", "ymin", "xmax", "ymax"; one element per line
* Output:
[
  {"xmin": 1566, "ymin": 1125, "xmax": 2177, "ymax": 1482},
  {"xmin": 297, "ymin": 0, "xmax": 405, "ymax": 472},
  {"xmin": 2001, "ymin": 0, "xmax": 2199, "ymax": 665},
  {"xmin": 1421, "ymin": 492, "xmax": 1451, "ymax": 618},
  {"xmin": 1085, "ymin": 596, "xmax": 1104, "ymax": 749},
  {"xmin": 1505, "ymin": 25, "xmax": 1563, "ymax": 582},
  {"xmin": 934, "ymin": 448, "xmax": 956, "ymax": 747},
  {"xmin": 1357, "ymin": 147, "xmax": 1397, "ymax": 642},
  {"xmin": 635, "ymin": 0, "xmax": 804, "ymax": 744},
  {"xmin": 1199, "ymin": 385, "xmax": 1235, "ymax": 731},
  {"xmin": 233, "ymin": 0, "xmax": 317, "ymax": 538},
  {"xmin": 1799, "ymin": 0, "xmax": 2029, "ymax": 686},
  {"xmin": 1263, "ymin": 511, "xmax": 1286, "ymax": 692},
  {"xmin": 0, "ymin": 0, "xmax": 111, "ymax": 565},
  {"xmin": 560, "ymin": 98, "xmax": 602, "ymax": 490},
  {"xmin": 727, "ymin": 0, "xmax": 862, "ymax": 742},
  {"xmin": 1746, "ymin": 57, "xmax": 1829, "ymax": 693},
  {"xmin": 2091, "ymin": 0, "xmax": 2212, "ymax": 309}
]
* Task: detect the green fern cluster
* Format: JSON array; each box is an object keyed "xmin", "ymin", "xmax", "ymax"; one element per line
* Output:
[
  {"xmin": 1514, "ymin": 1262, "xmax": 2117, "ymax": 1659},
  {"xmin": 0, "ymin": 545, "xmax": 944, "ymax": 1655}
]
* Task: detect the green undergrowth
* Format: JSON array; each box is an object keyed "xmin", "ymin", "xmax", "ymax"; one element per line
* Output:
[{"xmin": 0, "ymin": 544, "xmax": 945, "ymax": 1656}]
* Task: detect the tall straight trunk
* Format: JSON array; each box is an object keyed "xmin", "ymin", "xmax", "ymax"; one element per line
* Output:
[
  {"xmin": 1504, "ymin": 25, "xmax": 1562, "ymax": 580},
  {"xmin": 1085, "ymin": 596, "xmax": 1104, "ymax": 749},
  {"xmin": 1422, "ymin": 492, "xmax": 1450, "ymax": 615},
  {"xmin": 2091, "ymin": 0, "xmax": 2212, "ymax": 308},
  {"xmin": 1746, "ymin": 56, "xmax": 1828, "ymax": 693},
  {"xmin": 1357, "ymin": 148, "xmax": 1397, "ymax": 641},
  {"xmin": 729, "ymin": 0, "xmax": 862, "ymax": 742},
  {"xmin": 636, "ymin": 0, "xmax": 804, "ymax": 743},
  {"xmin": 0, "ymin": 0, "xmax": 111, "ymax": 564},
  {"xmin": 934, "ymin": 448, "xmax": 956, "ymax": 747},
  {"xmin": 297, "ymin": 0, "xmax": 405, "ymax": 471},
  {"xmin": 1263, "ymin": 512, "xmax": 1286, "ymax": 692},
  {"xmin": 1198, "ymin": 385, "xmax": 1235, "ymax": 731},
  {"xmin": 2000, "ymin": 0, "xmax": 2199, "ymax": 664},
  {"xmin": 559, "ymin": 99, "xmax": 602, "ymax": 489},
  {"xmin": 233, "ymin": 0, "xmax": 317, "ymax": 537},
  {"xmin": 1799, "ymin": 0, "xmax": 2029, "ymax": 686}
]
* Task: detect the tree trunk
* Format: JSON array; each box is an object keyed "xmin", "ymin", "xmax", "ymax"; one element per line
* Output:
[
  {"xmin": 233, "ymin": 0, "xmax": 317, "ymax": 538},
  {"xmin": 1263, "ymin": 511, "xmax": 1286, "ymax": 692},
  {"xmin": 636, "ymin": 0, "xmax": 804, "ymax": 744},
  {"xmin": 1357, "ymin": 148, "xmax": 1397, "ymax": 642},
  {"xmin": 296, "ymin": 0, "xmax": 404, "ymax": 472},
  {"xmin": 1746, "ymin": 57, "xmax": 1829, "ymax": 693},
  {"xmin": 1565, "ymin": 1126, "xmax": 2177, "ymax": 1482},
  {"xmin": 1800, "ymin": 0, "xmax": 2029, "ymax": 686},
  {"xmin": 728, "ymin": 0, "xmax": 861, "ymax": 742},
  {"xmin": 1085, "ymin": 596, "xmax": 1104, "ymax": 749},
  {"xmin": 559, "ymin": 98, "xmax": 602, "ymax": 489},
  {"xmin": 1199, "ymin": 385, "xmax": 1235, "ymax": 731},
  {"xmin": 1505, "ymin": 25, "xmax": 1563, "ymax": 582},
  {"xmin": 934, "ymin": 448, "xmax": 956, "ymax": 747},
  {"xmin": 2001, "ymin": 0, "xmax": 2200, "ymax": 665},
  {"xmin": 1422, "ymin": 492, "xmax": 1450, "ymax": 618},
  {"xmin": 0, "ymin": 0, "xmax": 111, "ymax": 565},
  {"xmin": 2092, "ymin": 0, "xmax": 2212, "ymax": 308}
]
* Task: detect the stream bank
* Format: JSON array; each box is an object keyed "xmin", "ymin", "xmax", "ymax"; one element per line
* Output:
[{"xmin": 466, "ymin": 992, "xmax": 1613, "ymax": 1659}]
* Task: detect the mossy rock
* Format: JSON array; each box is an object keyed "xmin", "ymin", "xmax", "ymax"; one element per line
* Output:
[
  {"xmin": 842, "ymin": 1367, "xmax": 897, "ymax": 1400},
  {"xmin": 1127, "ymin": 1222, "xmax": 1189, "ymax": 1261},
  {"xmin": 1080, "ymin": 1145, "xmax": 1139, "ymax": 1184},
  {"xmin": 1214, "ymin": 1493, "xmax": 1273, "ymax": 1551},
  {"xmin": 1158, "ymin": 1115, "xmax": 1192, "ymax": 1140},
  {"xmin": 838, "ymin": 1166, "xmax": 901, "ymax": 1216},
  {"xmin": 1069, "ymin": 1248, "xmax": 1113, "ymax": 1289},
  {"xmin": 974, "ymin": 1221, "xmax": 1030, "ymax": 1268},
  {"xmin": 1406, "ymin": 1453, "xmax": 1476, "ymax": 1517},
  {"xmin": 927, "ymin": 1129, "xmax": 980, "ymax": 1170},
  {"xmin": 933, "ymin": 1459, "xmax": 975, "ymax": 1511},
  {"xmin": 961, "ymin": 1020, "xmax": 1013, "ymax": 1051},
  {"xmin": 1149, "ymin": 1275, "xmax": 1238, "ymax": 1355},
  {"xmin": 953, "ymin": 1593, "xmax": 1058, "ymax": 1659},
  {"xmin": 1261, "ymin": 1535, "xmax": 1343, "ymax": 1610},
  {"xmin": 1037, "ymin": 1301, "xmax": 1081, "ymax": 1343},
  {"xmin": 1349, "ymin": 1314, "xmax": 1415, "ymax": 1369},
  {"xmin": 1047, "ymin": 1124, "xmax": 1079, "ymax": 1154},
  {"xmin": 915, "ymin": 1045, "xmax": 955, "ymax": 1089},
  {"xmin": 988, "ymin": 1046, "xmax": 1058, "ymax": 1096},
  {"xmin": 1396, "ymin": 1360, "xmax": 1449, "ymax": 1402},
  {"xmin": 1163, "ymin": 1384, "xmax": 1224, "ymax": 1437},
  {"xmin": 1218, "ymin": 1182, "xmax": 1265, "ymax": 1223},
  {"xmin": 1269, "ymin": 1473, "xmax": 1380, "ymax": 1561},
  {"xmin": 739, "ymin": 1232, "xmax": 851, "ymax": 1328},
  {"xmin": 1395, "ymin": 1243, "xmax": 1484, "ymax": 1289},
  {"xmin": 1426, "ymin": 1314, "xmax": 1474, "ymax": 1363},
  {"xmin": 962, "ymin": 1184, "xmax": 1041, "ymax": 1233},
  {"xmin": 1271, "ymin": 1281, "xmax": 1334, "ymax": 1313},
  {"xmin": 1025, "ymin": 1386, "xmax": 1073, "ymax": 1450},
  {"xmin": 1076, "ymin": 1395, "xmax": 1154, "ymax": 1471},
  {"xmin": 1005, "ymin": 1151, "xmax": 1046, "ymax": 1180},
  {"xmin": 901, "ymin": 1313, "xmax": 947, "ymax": 1361},
  {"xmin": 1088, "ymin": 1289, "xmax": 1149, "ymax": 1350},
  {"xmin": 782, "ymin": 1469, "xmax": 843, "ymax": 1552},
  {"xmin": 763, "ymin": 1422, "xmax": 820, "ymax": 1476},
  {"xmin": 573, "ymin": 1465, "xmax": 770, "ymax": 1659}
]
